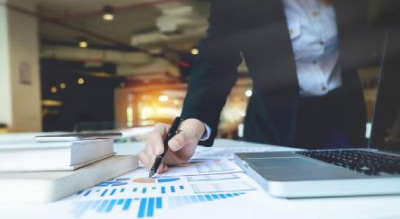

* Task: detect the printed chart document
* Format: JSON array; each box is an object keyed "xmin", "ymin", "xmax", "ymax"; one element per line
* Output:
[{"xmin": 0, "ymin": 149, "xmax": 290, "ymax": 219}]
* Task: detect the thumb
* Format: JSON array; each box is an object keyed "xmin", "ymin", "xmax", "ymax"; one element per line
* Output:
[
  {"xmin": 168, "ymin": 118, "xmax": 205, "ymax": 152},
  {"xmin": 168, "ymin": 130, "xmax": 189, "ymax": 152}
]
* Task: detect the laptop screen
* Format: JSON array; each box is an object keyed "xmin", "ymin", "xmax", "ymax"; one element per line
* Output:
[{"xmin": 369, "ymin": 25, "xmax": 400, "ymax": 152}]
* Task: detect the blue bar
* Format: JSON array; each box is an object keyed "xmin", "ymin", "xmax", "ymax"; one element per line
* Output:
[
  {"xmin": 91, "ymin": 200, "xmax": 101, "ymax": 209},
  {"xmin": 156, "ymin": 197, "xmax": 162, "ymax": 209},
  {"xmin": 197, "ymin": 195, "xmax": 205, "ymax": 202},
  {"xmin": 179, "ymin": 185, "xmax": 184, "ymax": 190},
  {"xmin": 233, "ymin": 193, "xmax": 239, "ymax": 196},
  {"xmin": 147, "ymin": 198, "xmax": 155, "ymax": 217},
  {"xmin": 137, "ymin": 198, "xmax": 147, "ymax": 218},
  {"xmin": 219, "ymin": 194, "xmax": 226, "ymax": 199},
  {"xmin": 133, "ymin": 188, "xmax": 138, "ymax": 192},
  {"xmin": 123, "ymin": 198, "xmax": 132, "ymax": 211},
  {"xmin": 101, "ymin": 189, "xmax": 108, "ymax": 197},
  {"xmin": 183, "ymin": 196, "xmax": 191, "ymax": 204},
  {"xmin": 105, "ymin": 199, "xmax": 117, "ymax": 213},
  {"xmin": 190, "ymin": 195, "xmax": 198, "ymax": 203},
  {"xmin": 170, "ymin": 186, "xmax": 176, "ymax": 193},
  {"xmin": 77, "ymin": 190, "xmax": 83, "ymax": 195},
  {"xmin": 96, "ymin": 200, "xmax": 109, "ymax": 212},
  {"xmin": 212, "ymin": 194, "xmax": 219, "ymax": 199},
  {"xmin": 142, "ymin": 187, "xmax": 147, "ymax": 194},
  {"xmin": 226, "ymin": 193, "xmax": 233, "ymax": 197},
  {"xmin": 120, "ymin": 188, "xmax": 125, "ymax": 193},
  {"xmin": 205, "ymin": 195, "xmax": 213, "ymax": 201},
  {"xmin": 110, "ymin": 189, "xmax": 117, "ymax": 196},
  {"xmin": 117, "ymin": 199, "xmax": 124, "ymax": 205},
  {"xmin": 83, "ymin": 190, "xmax": 91, "ymax": 196},
  {"xmin": 161, "ymin": 186, "xmax": 166, "ymax": 194}
]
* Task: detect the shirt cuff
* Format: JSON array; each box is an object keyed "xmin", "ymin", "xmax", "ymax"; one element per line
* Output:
[{"xmin": 200, "ymin": 123, "xmax": 211, "ymax": 141}]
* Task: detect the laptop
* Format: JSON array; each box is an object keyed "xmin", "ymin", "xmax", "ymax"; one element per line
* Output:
[{"xmin": 235, "ymin": 26, "xmax": 400, "ymax": 198}]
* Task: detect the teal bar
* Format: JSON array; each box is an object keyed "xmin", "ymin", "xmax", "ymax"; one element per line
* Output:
[
  {"xmin": 91, "ymin": 200, "xmax": 101, "ymax": 209},
  {"xmin": 137, "ymin": 198, "xmax": 147, "ymax": 218},
  {"xmin": 100, "ymin": 189, "xmax": 108, "ymax": 197},
  {"xmin": 105, "ymin": 199, "xmax": 117, "ymax": 212},
  {"xmin": 226, "ymin": 193, "xmax": 233, "ymax": 197},
  {"xmin": 197, "ymin": 195, "xmax": 205, "ymax": 202},
  {"xmin": 123, "ymin": 198, "xmax": 132, "ymax": 211},
  {"xmin": 219, "ymin": 194, "xmax": 227, "ymax": 199},
  {"xmin": 212, "ymin": 194, "xmax": 219, "ymax": 199},
  {"xmin": 110, "ymin": 189, "xmax": 116, "ymax": 196},
  {"xmin": 205, "ymin": 195, "xmax": 213, "ymax": 201},
  {"xmin": 117, "ymin": 199, "xmax": 124, "ymax": 205},
  {"xmin": 147, "ymin": 198, "xmax": 155, "ymax": 217},
  {"xmin": 156, "ymin": 197, "xmax": 162, "ymax": 209},
  {"xmin": 96, "ymin": 200, "xmax": 109, "ymax": 212}
]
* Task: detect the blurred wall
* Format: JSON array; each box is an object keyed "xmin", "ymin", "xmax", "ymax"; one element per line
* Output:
[{"xmin": 0, "ymin": 0, "xmax": 41, "ymax": 131}]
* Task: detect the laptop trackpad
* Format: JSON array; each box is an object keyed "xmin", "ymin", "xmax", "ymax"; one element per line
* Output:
[{"xmin": 249, "ymin": 157, "xmax": 323, "ymax": 168}]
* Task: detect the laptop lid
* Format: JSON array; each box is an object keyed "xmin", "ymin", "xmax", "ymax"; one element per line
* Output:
[{"xmin": 369, "ymin": 24, "xmax": 400, "ymax": 153}]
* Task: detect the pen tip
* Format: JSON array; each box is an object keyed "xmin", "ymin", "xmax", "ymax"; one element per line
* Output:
[{"xmin": 149, "ymin": 170, "xmax": 155, "ymax": 178}]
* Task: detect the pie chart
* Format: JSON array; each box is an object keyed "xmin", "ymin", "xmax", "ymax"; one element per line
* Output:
[{"xmin": 133, "ymin": 177, "xmax": 180, "ymax": 184}]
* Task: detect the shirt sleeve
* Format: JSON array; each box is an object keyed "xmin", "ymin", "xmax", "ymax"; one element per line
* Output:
[{"xmin": 200, "ymin": 123, "xmax": 212, "ymax": 141}]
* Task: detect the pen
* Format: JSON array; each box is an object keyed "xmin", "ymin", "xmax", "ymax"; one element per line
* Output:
[{"xmin": 149, "ymin": 116, "xmax": 182, "ymax": 178}]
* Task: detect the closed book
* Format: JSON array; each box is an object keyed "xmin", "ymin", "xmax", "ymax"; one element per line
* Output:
[
  {"xmin": 0, "ymin": 155, "xmax": 139, "ymax": 203},
  {"xmin": 0, "ymin": 139, "xmax": 114, "ymax": 171}
]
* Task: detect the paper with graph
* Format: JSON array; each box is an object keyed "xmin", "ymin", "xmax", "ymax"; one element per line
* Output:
[{"xmin": 0, "ymin": 154, "xmax": 270, "ymax": 218}]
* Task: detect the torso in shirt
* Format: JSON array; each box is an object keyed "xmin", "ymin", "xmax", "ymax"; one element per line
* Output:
[{"xmin": 283, "ymin": 0, "xmax": 342, "ymax": 97}]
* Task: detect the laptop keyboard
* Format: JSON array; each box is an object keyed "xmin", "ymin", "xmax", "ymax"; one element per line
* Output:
[{"xmin": 296, "ymin": 150, "xmax": 400, "ymax": 176}]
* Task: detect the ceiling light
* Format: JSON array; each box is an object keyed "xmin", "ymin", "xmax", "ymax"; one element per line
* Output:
[
  {"xmin": 158, "ymin": 95, "xmax": 169, "ymax": 102},
  {"xmin": 103, "ymin": 6, "xmax": 114, "ymax": 21},
  {"xmin": 51, "ymin": 87, "xmax": 57, "ymax": 93},
  {"xmin": 78, "ymin": 37, "xmax": 88, "ymax": 48},
  {"xmin": 60, "ymin": 83, "xmax": 66, "ymax": 89},
  {"xmin": 191, "ymin": 48, "xmax": 199, "ymax": 55},
  {"xmin": 77, "ymin": 78, "xmax": 85, "ymax": 85},
  {"xmin": 245, "ymin": 89, "xmax": 252, "ymax": 97}
]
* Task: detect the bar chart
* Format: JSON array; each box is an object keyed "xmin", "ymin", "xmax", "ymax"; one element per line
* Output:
[
  {"xmin": 77, "ymin": 185, "xmax": 186, "ymax": 198},
  {"xmin": 71, "ymin": 192, "xmax": 246, "ymax": 218}
]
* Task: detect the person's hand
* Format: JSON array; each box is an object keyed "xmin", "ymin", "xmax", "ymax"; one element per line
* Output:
[{"xmin": 138, "ymin": 118, "xmax": 206, "ymax": 174}]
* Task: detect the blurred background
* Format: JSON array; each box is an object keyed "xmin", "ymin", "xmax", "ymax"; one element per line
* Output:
[{"xmin": 0, "ymin": 0, "xmax": 390, "ymax": 140}]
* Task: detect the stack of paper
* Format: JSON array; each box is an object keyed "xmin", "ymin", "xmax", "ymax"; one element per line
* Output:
[{"xmin": 0, "ymin": 139, "xmax": 115, "ymax": 171}]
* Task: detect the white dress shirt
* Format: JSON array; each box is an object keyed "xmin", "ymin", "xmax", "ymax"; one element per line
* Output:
[
  {"xmin": 201, "ymin": 0, "xmax": 342, "ymax": 141},
  {"xmin": 283, "ymin": 0, "xmax": 342, "ymax": 97}
]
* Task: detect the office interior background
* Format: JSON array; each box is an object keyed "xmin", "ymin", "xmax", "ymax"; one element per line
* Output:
[{"xmin": 0, "ymin": 0, "xmax": 393, "ymax": 140}]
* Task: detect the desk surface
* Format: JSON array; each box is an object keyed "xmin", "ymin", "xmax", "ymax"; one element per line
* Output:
[{"xmin": 1, "ymin": 137, "xmax": 400, "ymax": 219}]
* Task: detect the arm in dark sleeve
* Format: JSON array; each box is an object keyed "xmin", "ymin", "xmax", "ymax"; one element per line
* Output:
[{"xmin": 181, "ymin": 1, "xmax": 242, "ymax": 146}]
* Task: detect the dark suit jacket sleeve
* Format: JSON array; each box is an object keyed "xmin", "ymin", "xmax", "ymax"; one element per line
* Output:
[{"xmin": 181, "ymin": 1, "xmax": 243, "ymax": 146}]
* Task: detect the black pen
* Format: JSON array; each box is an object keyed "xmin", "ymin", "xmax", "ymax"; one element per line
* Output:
[{"xmin": 149, "ymin": 117, "xmax": 182, "ymax": 178}]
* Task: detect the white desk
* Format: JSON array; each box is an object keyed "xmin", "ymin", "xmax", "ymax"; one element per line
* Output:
[
  {"xmin": 114, "ymin": 139, "xmax": 400, "ymax": 219},
  {"xmin": 1, "ymin": 137, "xmax": 400, "ymax": 218}
]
